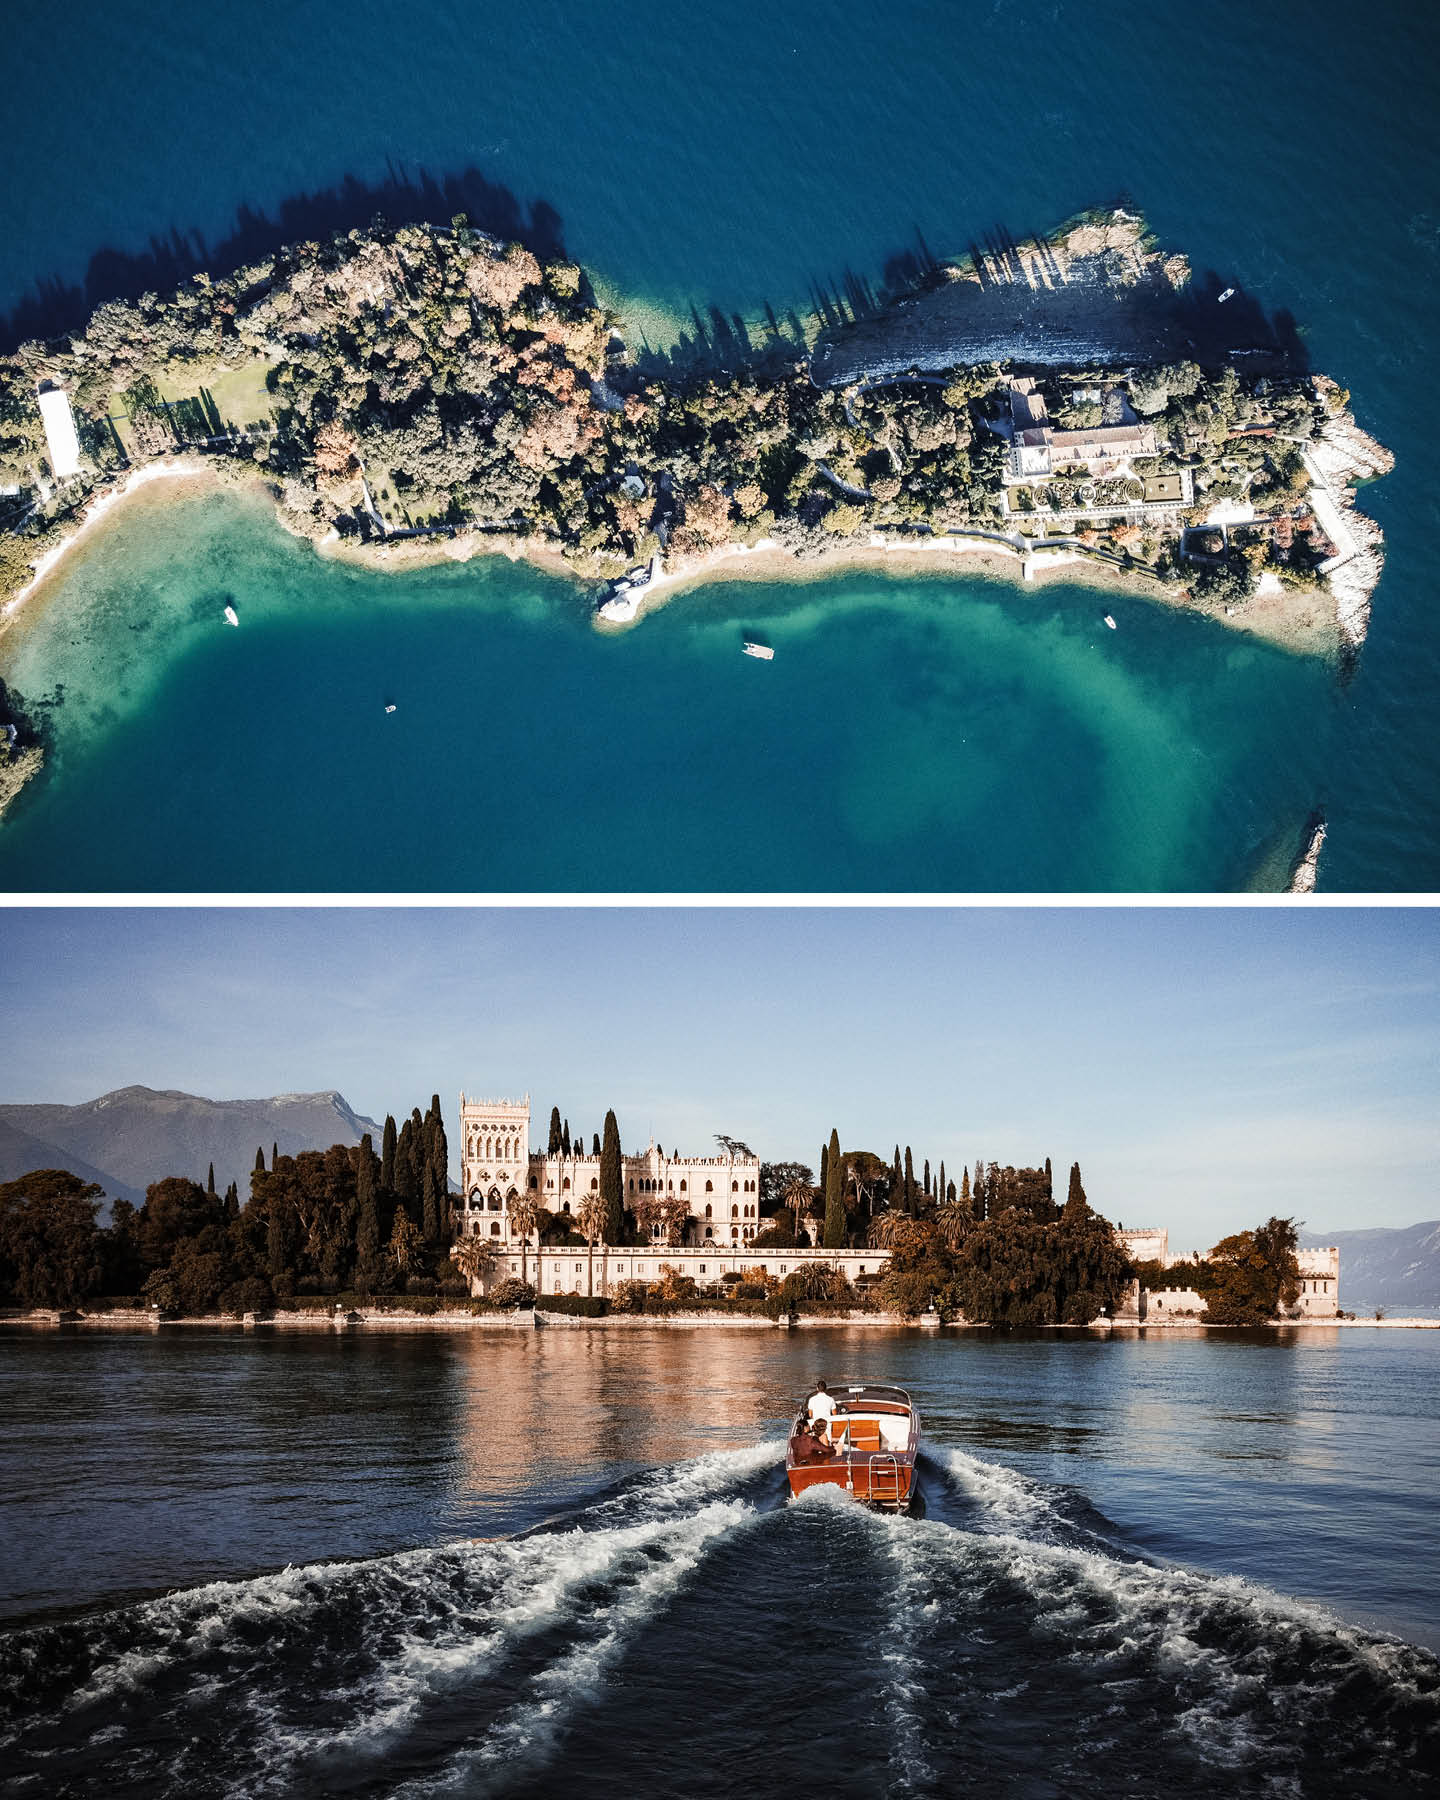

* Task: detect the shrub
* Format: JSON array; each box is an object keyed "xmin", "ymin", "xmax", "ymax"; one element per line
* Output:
[
  {"xmin": 610, "ymin": 1279, "xmax": 649, "ymax": 1314},
  {"xmin": 488, "ymin": 1278, "xmax": 535, "ymax": 1309},
  {"xmin": 540, "ymin": 1294, "xmax": 609, "ymax": 1317}
]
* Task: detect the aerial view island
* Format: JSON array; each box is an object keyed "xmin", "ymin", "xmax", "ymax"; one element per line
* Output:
[{"xmin": 0, "ymin": 207, "xmax": 1392, "ymax": 825}]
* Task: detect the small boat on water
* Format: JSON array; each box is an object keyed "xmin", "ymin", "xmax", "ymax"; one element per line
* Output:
[
  {"xmin": 223, "ymin": 604, "xmax": 239, "ymax": 627},
  {"xmin": 742, "ymin": 640, "xmax": 774, "ymax": 661},
  {"xmin": 786, "ymin": 1383, "xmax": 920, "ymax": 1512},
  {"xmin": 1103, "ymin": 614, "xmax": 1117, "ymax": 630},
  {"xmin": 384, "ymin": 704, "xmax": 397, "ymax": 714},
  {"xmin": 1217, "ymin": 287, "xmax": 1236, "ymax": 304}
]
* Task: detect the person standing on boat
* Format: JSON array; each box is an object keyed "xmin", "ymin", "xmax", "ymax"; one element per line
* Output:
[{"xmin": 806, "ymin": 1381, "xmax": 836, "ymax": 1429}]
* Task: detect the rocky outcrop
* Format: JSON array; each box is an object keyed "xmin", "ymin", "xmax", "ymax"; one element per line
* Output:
[{"xmin": 0, "ymin": 741, "xmax": 42, "ymax": 822}]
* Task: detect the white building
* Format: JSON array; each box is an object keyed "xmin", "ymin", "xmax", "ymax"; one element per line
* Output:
[
  {"xmin": 454, "ymin": 1093, "xmax": 764, "ymax": 1255},
  {"xmin": 36, "ymin": 382, "xmax": 82, "ymax": 480}
]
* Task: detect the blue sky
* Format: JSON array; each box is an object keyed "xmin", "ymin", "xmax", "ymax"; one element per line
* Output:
[{"xmin": 3, "ymin": 907, "xmax": 1436, "ymax": 1250}]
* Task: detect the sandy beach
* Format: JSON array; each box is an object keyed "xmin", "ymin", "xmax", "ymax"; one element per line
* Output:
[{"xmin": 0, "ymin": 452, "xmax": 1343, "ymax": 684}]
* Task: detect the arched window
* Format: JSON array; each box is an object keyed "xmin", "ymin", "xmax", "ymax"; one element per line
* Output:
[
  {"xmin": 529, "ymin": 1175, "xmax": 538, "ymax": 1189},
  {"xmin": 704, "ymin": 1204, "xmax": 712, "ymax": 1218},
  {"xmin": 705, "ymin": 1226, "xmax": 713, "ymax": 1239},
  {"xmin": 470, "ymin": 1221, "xmax": 479, "ymax": 1236},
  {"xmin": 680, "ymin": 1180, "xmax": 687, "ymax": 1192},
  {"xmin": 705, "ymin": 1180, "xmax": 713, "ymax": 1193},
  {"xmin": 731, "ymin": 1227, "xmax": 739, "ymax": 1240},
  {"xmin": 732, "ymin": 1204, "xmax": 739, "ymax": 1219},
  {"xmin": 629, "ymin": 1179, "xmax": 636, "ymax": 1193},
  {"xmin": 562, "ymin": 1201, "xmax": 571, "ymax": 1214},
  {"xmin": 488, "ymin": 1193, "xmax": 502, "ymax": 1212},
  {"xmin": 490, "ymin": 1222, "xmax": 501, "ymax": 1236},
  {"xmin": 562, "ymin": 1177, "xmax": 571, "ymax": 1191},
  {"xmin": 732, "ymin": 1181, "xmax": 739, "ymax": 1192},
  {"xmin": 590, "ymin": 1177, "xmax": 599, "ymax": 1190}
]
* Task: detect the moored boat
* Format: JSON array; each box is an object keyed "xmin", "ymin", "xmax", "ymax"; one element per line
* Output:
[
  {"xmin": 223, "ymin": 604, "xmax": 239, "ymax": 627},
  {"xmin": 742, "ymin": 640, "xmax": 774, "ymax": 661},
  {"xmin": 785, "ymin": 1383, "xmax": 920, "ymax": 1512}
]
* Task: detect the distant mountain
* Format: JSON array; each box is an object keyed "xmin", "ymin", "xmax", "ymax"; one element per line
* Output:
[
  {"xmin": 0, "ymin": 1116, "xmax": 143, "ymax": 1208},
  {"xmin": 0, "ymin": 1086, "xmax": 382, "ymax": 1213},
  {"xmin": 1312, "ymin": 1222, "xmax": 1440, "ymax": 1312}
]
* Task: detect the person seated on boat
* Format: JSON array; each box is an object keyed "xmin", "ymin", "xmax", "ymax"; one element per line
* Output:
[
  {"xmin": 792, "ymin": 1417, "xmax": 836, "ymax": 1464},
  {"xmin": 806, "ymin": 1380, "xmax": 837, "ymax": 1430}
]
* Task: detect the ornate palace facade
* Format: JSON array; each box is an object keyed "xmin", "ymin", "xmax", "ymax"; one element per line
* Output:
[{"xmin": 456, "ymin": 1093, "xmax": 764, "ymax": 1251}]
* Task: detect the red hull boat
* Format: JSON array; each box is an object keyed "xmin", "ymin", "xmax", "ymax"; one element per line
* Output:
[{"xmin": 785, "ymin": 1383, "xmax": 920, "ymax": 1512}]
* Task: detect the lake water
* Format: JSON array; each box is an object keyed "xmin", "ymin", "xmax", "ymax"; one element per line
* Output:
[
  {"xmin": 2, "ymin": 0, "xmax": 1439, "ymax": 890},
  {"xmin": 2, "ymin": 1323, "xmax": 1437, "ymax": 1796}
]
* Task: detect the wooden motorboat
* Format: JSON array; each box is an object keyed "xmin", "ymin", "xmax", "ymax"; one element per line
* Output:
[{"xmin": 786, "ymin": 1383, "xmax": 920, "ymax": 1512}]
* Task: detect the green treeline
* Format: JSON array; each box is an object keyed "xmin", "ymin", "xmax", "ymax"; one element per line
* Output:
[
  {"xmin": 0, "ymin": 1096, "xmax": 453, "ymax": 1315},
  {"xmin": 0, "ymin": 1103, "xmax": 1305, "ymax": 1330}
]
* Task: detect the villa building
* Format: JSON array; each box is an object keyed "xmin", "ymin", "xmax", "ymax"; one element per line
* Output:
[
  {"xmin": 1005, "ymin": 377, "xmax": 1157, "ymax": 482},
  {"xmin": 455, "ymin": 1092, "xmax": 765, "ymax": 1254},
  {"xmin": 1119, "ymin": 1223, "xmax": 1340, "ymax": 1319}
]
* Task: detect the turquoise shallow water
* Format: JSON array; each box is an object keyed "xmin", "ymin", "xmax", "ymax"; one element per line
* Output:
[
  {"xmin": 2, "ymin": 0, "xmax": 1438, "ymax": 889},
  {"xmin": 0, "ymin": 490, "xmax": 1340, "ymax": 891}
]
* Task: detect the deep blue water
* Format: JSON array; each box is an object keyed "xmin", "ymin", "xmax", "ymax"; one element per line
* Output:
[
  {"xmin": 1, "ymin": 1325, "xmax": 1437, "ymax": 1796},
  {"xmin": 3, "ymin": 0, "xmax": 1439, "ymax": 890}
]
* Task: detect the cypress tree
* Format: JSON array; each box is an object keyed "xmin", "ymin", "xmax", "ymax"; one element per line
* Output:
[
  {"xmin": 904, "ymin": 1146, "xmax": 915, "ymax": 1213},
  {"xmin": 819, "ymin": 1140, "xmax": 830, "ymax": 1203},
  {"xmin": 422, "ymin": 1160, "xmax": 442, "ymax": 1247},
  {"xmin": 961, "ymin": 1166, "xmax": 971, "ymax": 1215},
  {"xmin": 548, "ymin": 1107, "xmax": 563, "ymax": 1154},
  {"xmin": 923, "ymin": 1158, "xmax": 931, "ymax": 1198},
  {"xmin": 224, "ymin": 1180, "xmax": 239, "ymax": 1221},
  {"xmin": 938, "ymin": 1161, "xmax": 946, "ymax": 1209},
  {"xmin": 395, "ymin": 1118, "xmax": 418, "ymax": 1209},
  {"xmin": 355, "ymin": 1133, "xmax": 380, "ymax": 1289},
  {"xmin": 1065, "ymin": 1162, "xmax": 1087, "ymax": 1218},
  {"xmin": 1045, "ymin": 1156, "xmax": 1054, "ymax": 1204},
  {"xmin": 381, "ymin": 1115, "xmax": 397, "ymax": 1192},
  {"xmin": 272, "ymin": 1142, "xmax": 279, "ymax": 1171},
  {"xmin": 947, "ymin": 1180, "xmax": 956, "ymax": 1203},
  {"xmin": 823, "ymin": 1128, "xmax": 845, "ymax": 1248},
  {"xmin": 592, "ymin": 1133, "xmax": 601, "ymax": 1156},
  {"xmin": 255, "ymin": 1145, "xmax": 265, "ymax": 1173},
  {"xmin": 601, "ymin": 1110, "xmax": 623, "ymax": 1243},
  {"xmin": 207, "ymin": 1162, "xmax": 216, "ymax": 1197},
  {"xmin": 562, "ymin": 1119, "xmax": 571, "ymax": 1157}
]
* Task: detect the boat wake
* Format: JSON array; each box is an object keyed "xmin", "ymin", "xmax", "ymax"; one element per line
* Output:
[{"xmin": 1, "ymin": 1441, "xmax": 1435, "ymax": 1798}]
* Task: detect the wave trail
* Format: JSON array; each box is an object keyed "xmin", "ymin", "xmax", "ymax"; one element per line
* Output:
[
  {"xmin": 391, "ymin": 1496, "xmax": 757, "ymax": 1797},
  {"xmin": 0, "ymin": 1495, "xmax": 757, "ymax": 1798},
  {"xmin": 871, "ymin": 1510, "xmax": 1440, "ymax": 1795}
]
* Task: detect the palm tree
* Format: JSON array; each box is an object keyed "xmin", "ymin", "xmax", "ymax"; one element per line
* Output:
[
  {"xmin": 784, "ymin": 1176, "xmax": 812, "ymax": 1246},
  {"xmin": 453, "ymin": 1233, "xmax": 498, "ymax": 1294},
  {"xmin": 506, "ymin": 1190, "xmax": 543, "ymax": 1289},
  {"xmin": 577, "ymin": 1189, "xmax": 607, "ymax": 1297},
  {"xmin": 868, "ymin": 1211, "xmax": 910, "ymax": 1250},
  {"xmin": 935, "ymin": 1202, "xmax": 973, "ymax": 1251}
]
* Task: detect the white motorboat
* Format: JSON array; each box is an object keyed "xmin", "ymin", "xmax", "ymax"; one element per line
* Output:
[
  {"xmin": 223, "ymin": 604, "xmax": 239, "ymax": 627},
  {"xmin": 384, "ymin": 704, "xmax": 397, "ymax": 714},
  {"xmin": 742, "ymin": 640, "xmax": 774, "ymax": 661},
  {"xmin": 1103, "ymin": 614, "xmax": 1117, "ymax": 630},
  {"xmin": 1217, "ymin": 287, "xmax": 1235, "ymax": 304}
]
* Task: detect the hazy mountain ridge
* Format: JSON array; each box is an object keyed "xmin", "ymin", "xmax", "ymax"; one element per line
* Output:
[
  {"xmin": 0, "ymin": 1086, "xmax": 381, "ymax": 1211},
  {"xmin": 1312, "ymin": 1221, "xmax": 1440, "ymax": 1311}
]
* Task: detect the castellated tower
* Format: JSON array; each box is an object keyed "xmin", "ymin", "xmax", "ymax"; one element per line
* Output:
[{"xmin": 457, "ymin": 1094, "xmax": 532, "ymax": 1245}]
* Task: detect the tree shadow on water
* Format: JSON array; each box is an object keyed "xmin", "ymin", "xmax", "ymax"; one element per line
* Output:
[{"xmin": 1, "ymin": 161, "xmax": 567, "ymax": 351}]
